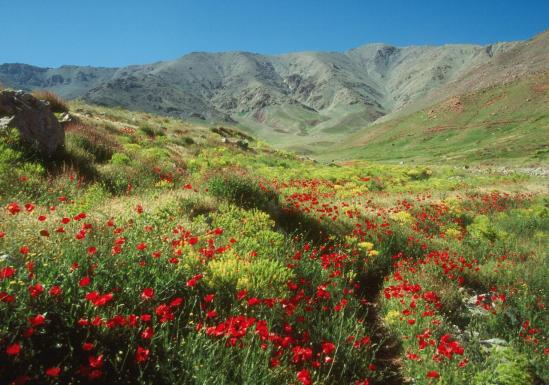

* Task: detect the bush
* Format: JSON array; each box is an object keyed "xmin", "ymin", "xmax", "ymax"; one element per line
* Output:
[
  {"xmin": 31, "ymin": 90, "xmax": 68, "ymax": 113},
  {"xmin": 206, "ymin": 250, "xmax": 293, "ymax": 298},
  {"xmin": 139, "ymin": 123, "xmax": 166, "ymax": 138},
  {"xmin": 207, "ymin": 173, "xmax": 277, "ymax": 210},
  {"xmin": 65, "ymin": 133, "xmax": 112, "ymax": 163},
  {"xmin": 110, "ymin": 152, "xmax": 131, "ymax": 166},
  {"xmin": 473, "ymin": 347, "xmax": 533, "ymax": 385},
  {"xmin": 178, "ymin": 136, "xmax": 195, "ymax": 146},
  {"xmin": 405, "ymin": 167, "xmax": 432, "ymax": 180}
]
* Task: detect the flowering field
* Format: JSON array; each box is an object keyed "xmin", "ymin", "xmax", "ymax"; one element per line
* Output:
[{"xmin": 0, "ymin": 103, "xmax": 547, "ymax": 384}]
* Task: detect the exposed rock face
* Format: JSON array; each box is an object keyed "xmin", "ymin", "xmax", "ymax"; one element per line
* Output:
[{"xmin": 0, "ymin": 90, "xmax": 64, "ymax": 156}]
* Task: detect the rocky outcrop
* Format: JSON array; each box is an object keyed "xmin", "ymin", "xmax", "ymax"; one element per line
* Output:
[{"xmin": 0, "ymin": 90, "xmax": 64, "ymax": 156}]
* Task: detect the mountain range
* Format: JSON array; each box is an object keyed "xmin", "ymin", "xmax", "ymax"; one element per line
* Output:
[{"xmin": 1, "ymin": 29, "xmax": 548, "ymax": 150}]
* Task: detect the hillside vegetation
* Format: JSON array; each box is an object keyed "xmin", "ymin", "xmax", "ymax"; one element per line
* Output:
[
  {"xmin": 323, "ymin": 71, "xmax": 549, "ymax": 165},
  {"xmin": 0, "ymin": 99, "xmax": 547, "ymax": 384}
]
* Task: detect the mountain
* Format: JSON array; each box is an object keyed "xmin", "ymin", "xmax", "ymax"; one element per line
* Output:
[
  {"xmin": 1, "ymin": 30, "xmax": 547, "ymax": 149},
  {"xmin": 0, "ymin": 63, "xmax": 116, "ymax": 99},
  {"xmin": 323, "ymin": 69, "xmax": 549, "ymax": 165}
]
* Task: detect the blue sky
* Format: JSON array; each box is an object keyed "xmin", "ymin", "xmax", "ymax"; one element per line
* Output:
[{"xmin": 0, "ymin": 0, "xmax": 548, "ymax": 68}]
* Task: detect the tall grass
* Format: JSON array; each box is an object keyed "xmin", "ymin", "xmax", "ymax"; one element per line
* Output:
[{"xmin": 31, "ymin": 90, "xmax": 69, "ymax": 113}]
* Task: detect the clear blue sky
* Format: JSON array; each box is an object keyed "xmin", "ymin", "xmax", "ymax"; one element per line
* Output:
[{"xmin": 1, "ymin": 0, "xmax": 547, "ymax": 68}]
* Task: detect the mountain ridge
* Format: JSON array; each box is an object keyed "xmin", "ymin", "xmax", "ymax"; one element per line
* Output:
[{"xmin": 1, "ymin": 30, "xmax": 547, "ymax": 148}]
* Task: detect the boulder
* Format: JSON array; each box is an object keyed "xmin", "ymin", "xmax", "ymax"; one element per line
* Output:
[
  {"xmin": 0, "ymin": 90, "xmax": 64, "ymax": 156},
  {"xmin": 58, "ymin": 112, "xmax": 80, "ymax": 128}
]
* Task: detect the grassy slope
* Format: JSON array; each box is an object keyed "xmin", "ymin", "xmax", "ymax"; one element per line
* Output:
[
  {"xmin": 0, "ymin": 99, "xmax": 548, "ymax": 384},
  {"xmin": 319, "ymin": 71, "xmax": 549, "ymax": 165}
]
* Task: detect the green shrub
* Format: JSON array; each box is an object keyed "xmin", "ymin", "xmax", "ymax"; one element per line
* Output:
[
  {"xmin": 207, "ymin": 174, "xmax": 277, "ymax": 209},
  {"xmin": 66, "ymin": 133, "xmax": 112, "ymax": 163},
  {"xmin": 100, "ymin": 164, "xmax": 133, "ymax": 194},
  {"xmin": 139, "ymin": 123, "xmax": 166, "ymax": 138},
  {"xmin": 110, "ymin": 152, "xmax": 131, "ymax": 165},
  {"xmin": 179, "ymin": 136, "xmax": 195, "ymax": 145},
  {"xmin": 405, "ymin": 167, "xmax": 432, "ymax": 180},
  {"xmin": 473, "ymin": 347, "xmax": 533, "ymax": 385},
  {"xmin": 467, "ymin": 215, "xmax": 508, "ymax": 242},
  {"xmin": 206, "ymin": 250, "xmax": 293, "ymax": 298}
]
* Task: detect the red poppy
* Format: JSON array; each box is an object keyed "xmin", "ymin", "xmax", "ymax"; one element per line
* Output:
[
  {"xmin": 82, "ymin": 342, "xmax": 94, "ymax": 351},
  {"xmin": 322, "ymin": 342, "xmax": 335, "ymax": 355},
  {"xmin": 206, "ymin": 309, "xmax": 218, "ymax": 319},
  {"xmin": 86, "ymin": 291, "xmax": 114, "ymax": 307},
  {"xmin": 141, "ymin": 287, "xmax": 154, "ymax": 300},
  {"xmin": 135, "ymin": 346, "xmax": 150, "ymax": 363},
  {"xmin": 296, "ymin": 369, "xmax": 312, "ymax": 385},
  {"xmin": 186, "ymin": 274, "xmax": 202, "ymax": 287},
  {"xmin": 141, "ymin": 326, "xmax": 154, "ymax": 339},
  {"xmin": 29, "ymin": 314, "xmax": 46, "ymax": 326},
  {"xmin": 0, "ymin": 266, "xmax": 15, "ymax": 280},
  {"xmin": 29, "ymin": 283, "xmax": 44, "ymax": 297},
  {"xmin": 203, "ymin": 294, "xmax": 215, "ymax": 303},
  {"xmin": 45, "ymin": 367, "xmax": 61, "ymax": 377},
  {"xmin": 79, "ymin": 276, "xmax": 91, "ymax": 287},
  {"xmin": 6, "ymin": 342, "xmax": 21, "ymax": 356},
  {"xmin": 89, "ymin": 354, "xmax": 104, "ymax": 368},
  {"xmin": 49, "ymin": 285, "xmax": 62, "ymax": 296},
  {"xmin": 426, "ymin": 371, "xmax": 440, "ymax": 379},
  {"xmin": 7, "ymin": 202, "xmax": 21, "ymax": 215}
]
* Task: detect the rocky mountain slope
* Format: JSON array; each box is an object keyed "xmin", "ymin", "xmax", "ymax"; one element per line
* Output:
[
  {"xmin": 324, "ymin": 70, "xmax": 549, "ymax": 165},
  {"xmin": 1, "ymin": 30, "xmax": 547, "ymax": 148}
]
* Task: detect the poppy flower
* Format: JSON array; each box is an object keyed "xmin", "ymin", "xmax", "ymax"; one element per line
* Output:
[
  {"xmin": 322, "ymin": 342, "xmax": 335, "ymax": 355},
  {"xmin": 141, "ymin": 326, "xmax": 154, "ymax": 339},
  {"xmin": 89, "ymin": 354, "xmax": 104, "ymax": 368},
  {"xmin": 296, "ymin": 369, "xmax": 312, "ymax": 385},
  {"xmin": 79, "ymin": 276, "xmax": 91, "ymax": 287},
  {"xmin": 186, "ymin": 274, "xmax": 202, "ymax": 287},
  {"xmin": 0, "ymin": 292, "xmax": 15, "ymax": 303},
  {"xmin": 49, "ymin": 285, "xmax": 62, "ymax": 296},
  {"xmin": 0, "ymin": 266, "xmax": 15, "ymax": 280},
  {"xmin": 82, "ymin": 342, "xmax": 94, "ymax": 351},
  {"xmin": 135, "ymin": 346, "xmax": 150, "ymax": 363},
  {"xmin": 29, "ymin": 283, "xmax": 44, "ymax": 297},
  {"xmin": 45, "ymin": 367, "xmax": 61, "ymax": 377},
  {"xmin": 29, "ymin": 314, "xmax": 46, "ymax": 326},
  {"xmin": 6, "ymin": 342, "xmax": 21, "ymax": 356},
  {"xmin": 7, "ymin": 202, "xmax": 21, "ymax": 215},
  {"xmin": 86, "ymin": 291, "xmax": 114, "ymax": 307},
  {"xmin": 426, "ymin": 371, "xmax": 440, "ymax": 378},
  {"xmin": 141, "ymin": 288, "xmax": 154, "ymax": 300}
]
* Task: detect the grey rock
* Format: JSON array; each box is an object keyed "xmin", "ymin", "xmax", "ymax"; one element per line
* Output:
[
  {"xmin": 0, "ymin": 90, "xmax": 64, "ymax": 155},
  {"xmin": 58, "ymin": 112, "xmax": 79, "ymax": 128},
  {"xmin": 480, "ymin": 338, "xmax": 508, "ymax": 348}
]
